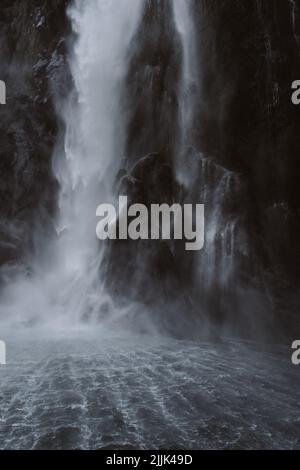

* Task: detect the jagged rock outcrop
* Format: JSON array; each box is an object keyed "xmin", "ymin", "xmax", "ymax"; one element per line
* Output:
[
  {"xmin": 124, "ymin": 0, "xmax": 182, "ymax": 166},
  {"xmin": 107, "ymin": 0, "xmax": 300, "ymax": 338}
]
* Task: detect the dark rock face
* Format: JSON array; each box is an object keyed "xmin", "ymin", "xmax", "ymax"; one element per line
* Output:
[
  {"xmin": 103, "ymin": 153, "xmax": 180, "ymax": 300},
  {"xmin": 124, "ymin": 0, "xmax": 182, "ymax": 166},
  {"xmin": 104, "ymin": 0, "xmax": 300, "ymax": 338},
  {"xmin": 102, "ymin": 2, "xmax": 194, "ymax": 334},
  {"xmin": 0, "ymin": 0, "xmax": 299, "ymax": 338},
  {"xmin": 102, "ymin": 152, "xmax": 202, "ymax": 338},
  {"xmin": 195, "ymin": 0, "xmax": 300, "ymax": 282},
  {"xmin": 0, "ymin": 0, "xmax": 70, "ymax": 268},
  {"xmin": 192, "ymin": 0, "xmax": 300, "ymax": 336}
]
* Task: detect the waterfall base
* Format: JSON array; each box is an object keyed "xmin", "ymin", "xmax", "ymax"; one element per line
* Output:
[{"xmin": 0, "ymin": 328, "xmax": 299, "ymax": 450}]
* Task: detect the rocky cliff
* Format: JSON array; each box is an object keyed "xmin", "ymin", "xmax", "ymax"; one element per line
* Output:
[
  {"xmin": 0, "ymin": 0, "xmax": 70, "ymax": 269},
  {"xmin": 0, "ymin": 0, "xmax": 299, "ymax": 339}
]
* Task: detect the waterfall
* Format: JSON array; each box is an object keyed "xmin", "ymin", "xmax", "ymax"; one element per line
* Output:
[
  {"xmin": 50, "ymin": 0, "xmax": 142, "ymax": 323},
  {"xmin": 0, "ymin": 0, "xmax": 248, "ymax": 331},
  {"xmin": 173, "ymin": 0, "xmax": 198, "ymax": 183},
  {"xmin": 0, "ymin": 0, "xmax": 142, "ymax": 326},
  {"xmin": 173, "ymin": 1, "xmax": 246, "ymax": 296},
  {"xmin": 195, "ymin": 157, "xmax": 245, "ymax": 293}
]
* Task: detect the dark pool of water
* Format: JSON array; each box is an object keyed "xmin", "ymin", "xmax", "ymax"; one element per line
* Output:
[{"xmin": 0, "ymin": 328, "xmax": 299, "ymax": 449}]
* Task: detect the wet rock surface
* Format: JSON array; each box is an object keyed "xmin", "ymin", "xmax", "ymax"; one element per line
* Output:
[
  {"xmin": 0, "ymin": 1, "xmax": 299, "ymax": 337},
  {"xmin": 0, "ymin": 1, "xmax": 70, "ymax": 266}
]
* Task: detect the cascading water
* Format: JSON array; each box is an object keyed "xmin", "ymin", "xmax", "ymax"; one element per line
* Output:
[
  {"xmin": 173, "ymin": 0, "xmax": 198, "ymax": 165},
  {"xmin": 0, "ymin": 0, "xmax": 299, "ymax": 452},
  {"xmin": 50, "ymin": 0, "xmax": 142, "ymax": 323},
  {"xmin": 0, "ymin": 0, "xmax": 142, "ymax": 326},
  {"xmin": 0, "ymin": 0, "xmax": 250, "ymax": 333},
  {"xmin": 195, "ymin": 157, "xmax": 244, "ymax": 291},
  {"xmin": 173, "ymin": 1, "xmax": 247, "ymax": 299}
]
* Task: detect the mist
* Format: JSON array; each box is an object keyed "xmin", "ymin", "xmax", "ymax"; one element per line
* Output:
[{"xmin": 0, "ymin": 0, "xmax": 299, "ymax": 451}]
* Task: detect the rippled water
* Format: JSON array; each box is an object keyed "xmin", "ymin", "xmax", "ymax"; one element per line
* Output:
[{"xmin": 0, "ymin": 328, "xmax": 299, "ymax": 450}]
